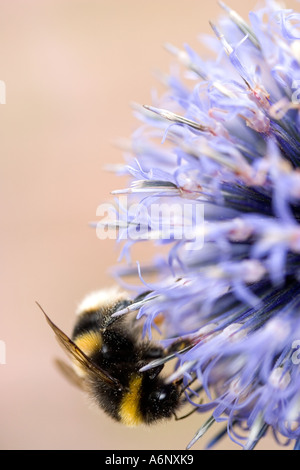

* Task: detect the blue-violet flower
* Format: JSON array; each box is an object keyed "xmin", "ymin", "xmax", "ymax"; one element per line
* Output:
[{"xmin": 108, "ymin": 0, "xmax": 300, "ymax": 450}]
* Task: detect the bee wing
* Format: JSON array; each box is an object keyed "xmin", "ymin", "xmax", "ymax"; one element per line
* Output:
[
  {"xmin": 37, "ymin": 302, "xmax": 123, "ymax": 390},
  {"xmin": 54, "ymin": 358, "xmax": 87, "ymax": 390}
]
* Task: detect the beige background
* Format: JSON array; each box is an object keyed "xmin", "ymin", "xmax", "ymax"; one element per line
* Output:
[{"xmin": 0, "ymin": 0, "xmax": 297, "ymax": 450}]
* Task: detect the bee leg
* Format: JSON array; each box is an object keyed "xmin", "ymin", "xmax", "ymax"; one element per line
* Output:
[
  {"xmin": 173, "ymin": 376, "xmax": 202, "ymax": 420},
  {"xmin": 173, "ymin": 407, "xmax": 197, "ymax": 421},
  {"xmin": 145, "ymin": 364, "xmax": 164, "ymax": 380},
  {"xmin": 173, "ymin": 399, "xmax": 203, "ymax": 421},
  {"xmin": 179, "ymin": 376, "xmax": 198, "ymax": 395}
]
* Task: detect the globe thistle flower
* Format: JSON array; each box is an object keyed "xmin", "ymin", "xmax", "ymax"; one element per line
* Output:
[{"xmin": 104, "ymin": 0, "xmax": 300, "ymax": 449}]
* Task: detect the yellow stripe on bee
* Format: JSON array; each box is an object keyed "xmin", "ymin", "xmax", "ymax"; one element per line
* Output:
[
  {"xmin": 74, "ymin": 331, "xmax": 102, "ymax": 357},
  {"xmin": 119, "ymin": 375, "xmax": 143, "ymax": 426}
]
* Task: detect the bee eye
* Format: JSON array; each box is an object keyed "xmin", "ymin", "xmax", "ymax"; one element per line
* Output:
[{"xmin": 149, "ymin": 389, "xmax": 167, "ymax": 402}]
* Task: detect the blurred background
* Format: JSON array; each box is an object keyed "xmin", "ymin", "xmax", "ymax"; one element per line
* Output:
[{"xmin": 0, "ymin": 0, "xmax": 297, "ymax": 450}]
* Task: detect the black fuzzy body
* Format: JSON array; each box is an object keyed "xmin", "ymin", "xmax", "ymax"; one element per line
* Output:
[{"xmin": 71, "ymin": 297, "xmax": 181, "ymax": 425}]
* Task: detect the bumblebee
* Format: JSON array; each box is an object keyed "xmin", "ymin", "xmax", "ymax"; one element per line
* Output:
[{"xmin": 39, "ymin": 287, "xmax": 191, "ymax": 426}]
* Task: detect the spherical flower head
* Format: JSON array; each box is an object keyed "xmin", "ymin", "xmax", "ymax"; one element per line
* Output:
[{"xmin": 108, "ymin": 0, "xmax": 300, "ymax": 449}]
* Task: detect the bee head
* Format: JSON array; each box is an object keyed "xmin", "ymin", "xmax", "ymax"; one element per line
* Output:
[{"xmin": 141, "ymin": 377, "xmax": 181, "ymax": 424}]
